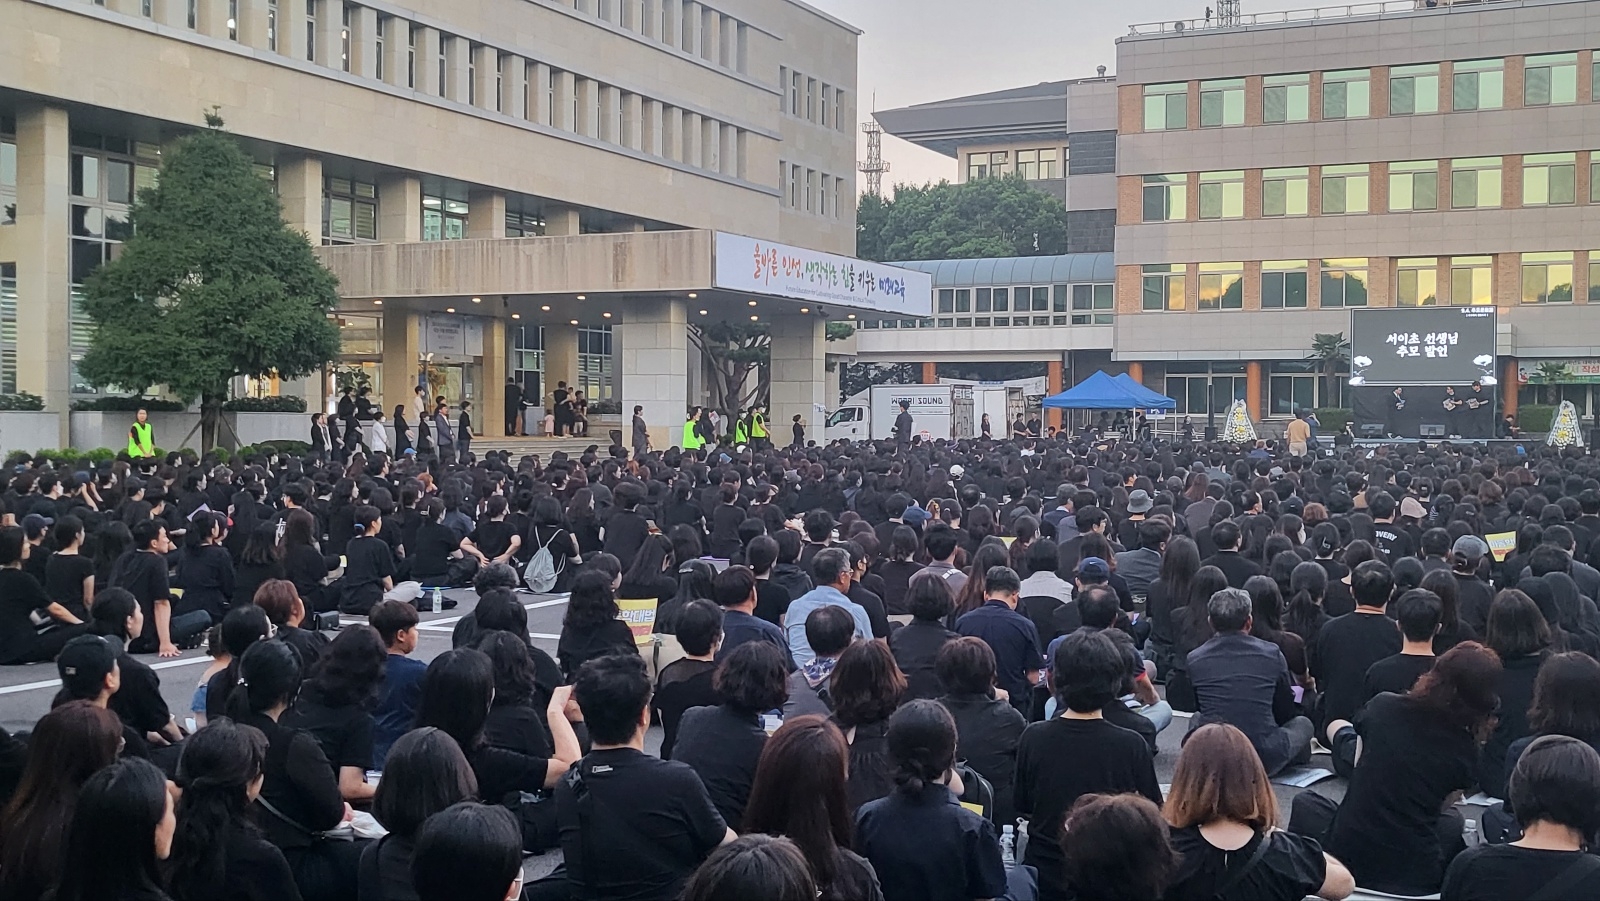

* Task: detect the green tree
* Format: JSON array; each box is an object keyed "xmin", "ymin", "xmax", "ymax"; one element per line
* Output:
[
  {"xmin": 1535, "ymin": 361, "xmax": 1572, "ymax": 404},
  {"xmin": 79, "ymin": 118, "xmax": 341, "ymax": 450},
  {"xmin": 690, "ymin": 320, "xmax": 855, "ymax": 415},
  {"xmin": 1308, "ymin": 332, "xmax": 1350, "ymax": 409},
  {"xmin": 856, "ymin": 175, "xmax": 1070, "ymax": 262}
]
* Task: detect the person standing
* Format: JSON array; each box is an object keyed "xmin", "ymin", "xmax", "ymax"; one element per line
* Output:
[
  {"xmin": 682, "ymin": 408, "xmax": 705, "ymax": 452},
  {"xmin": 792, "ymin": 414, "xmax": 805, "ymax": 447},
  {"xmin": 750, "ymin": 406, "xmax": 769, "ymax": 449},
  {"xmin": 632, "ymin": 405, "xmax": 650, "ymax": 460},
  {"xmin": 552, "ymin": 380, "xmax": 571, "ymax": 437},
  {"xmin": 893, "ymin": 401, "xmax": 913, "ymax": 447},
  {"xmin": 127, "ymin": 408, "xmax": 155, "ymax": 460},
  {"xmin": 1287, "ymin": 409, "xmax": 1312, "ymax": 457},
  {"xmin": 504, "ymin": 378, "xmax": 523, "ymax": 436},
  {"xmin": 392, "ymin": 404, "xmax": 412, "ymax": 455},
  {"xmin": 337, "ymin": 387, "xmax": 358, "ymax": 447},
  {"xmin": 309, "ymin": 412, "xmax": 334, "ymax": 457},
  {"xmin": 369, "ymin": 409, "xmax": 390, "ymax": 455},
  {"xmin": 457, "ymin": 400, "xmax": 473, "ymax": 462},
  {"xmin": 433, "ymin": 402, "xmax": 455, "ymax": 464}
]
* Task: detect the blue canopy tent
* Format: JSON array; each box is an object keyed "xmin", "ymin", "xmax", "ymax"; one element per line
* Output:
[
  {"xmin": 1041, "ymin": 370, "xmax": 1175, "ymax": 410},
  {"xmin": 1112, "ymin": 373, "xmax": 1177, "ymax": 411}
]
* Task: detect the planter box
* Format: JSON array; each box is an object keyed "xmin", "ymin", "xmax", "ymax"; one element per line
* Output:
[
  {"xmin": 70, "ymin": 411, "xmax": 200, "ymax": 453},
  {"xmin": 231, "ymin": 412, "xmax": 314, "ymax": 447},
  {"xmin": 0, "ymin": 412, "xmax": 67, "ymax": 457}
]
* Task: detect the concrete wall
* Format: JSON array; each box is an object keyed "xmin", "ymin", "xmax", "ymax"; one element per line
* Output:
[{"xmin": 0, "ymin": 412, "xmax": 65, "ymax": 458}]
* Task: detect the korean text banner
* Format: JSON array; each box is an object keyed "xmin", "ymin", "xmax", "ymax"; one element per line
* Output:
[
  {"xmin": 1348, "ymin": 307, "xmax": 1497, "ymax": 387},
  {"xmin": 713, "ymin": 232, "xmax": 934, "ymax": 316}
]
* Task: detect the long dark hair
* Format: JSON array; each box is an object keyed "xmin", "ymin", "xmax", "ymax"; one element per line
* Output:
[
  {"xmin": 1179, "ymin": 565, "xmax": 1230, "ymax": 647},
  {"xmin": 952, "ymin": 542, "xmax": 1009, "ymax": 621},
  {"xmin": 1285, "ymin": 561, "xmax": 1330, "ymax": 640},
  {"xmin": 51, "ymin": 757, "xmax": 170, "ymax": 901},
  {"xmin": 742, "ymin": 715, "xmax": 853, "ymax": 887},
  {"xmin": 305, "ymin": 624, "xmax": 387, "ymax": 708},
  {"xmin": 208, "ymin": 605, "xmax": 274, "ymax": 717},
  {"xmin": 476, "ymin": 631, "xmax": 539, "ymax": 708},
  {"xmin": 621, "ymin": 534, "xmax": 674, "ymax": 590},
  {"xmin": 167, "ymin": 719, "xmax": 269, "ymax": 900},
  {"xmin": 1157, "ymin": 537, "xmax": 1200, "ymax": 612},
  {"xmin": 415, "ymin": 648, "xmax": 494, "ymax": 751},
  {"xmin": 1409, "ymin": 641, "xmax": 1502, "ymax": 740}
]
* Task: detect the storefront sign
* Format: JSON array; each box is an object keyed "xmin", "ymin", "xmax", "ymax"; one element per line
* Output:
[
  {"xmin": 422, "ymin": 315, "xmax": 486, "ymax": 358},
  {"xmin": 713, "ymin": 232, "xmax": 933, "ymax": 316},
  {"xmin": 1519, "ymin": 360, "xmax": 1600, "ymax": 384}
]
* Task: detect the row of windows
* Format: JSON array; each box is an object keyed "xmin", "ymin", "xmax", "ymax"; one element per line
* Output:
[
  {"xmin": 780, "ymin": 162, "xmax": 845, "ymax": 218},
  {"xmin": 857, "ymin": 283, "xmax": 1115, "ymax": 330},
  {"xmin": 569, "ymin": 0, "xmax": 751, "ymax": 77},
  {"xmin": 1139, "ymin": 154, "xmax": 1600, "ymax": 222},
  {"xmin": 965, "ymin": 148, "xmax": 1065, "ymax": 182},
  {"xmin": 1141, "ymin": 52, "xmax": 1596, "ymax": 131},
  {"xmin": 105, "ymin": 0, "xmax": 750, "ymax": 180},
  {"xmin": 1140, "ymin": 253, "xmax": 1600, "ymax": 312},
  {"xmin": 778, "ymin": 66, "xmax": 851, "ymax": 133},
  {"xmin": 1160, "ymin": 362, "xmax": 1342, "ymax": 418}
]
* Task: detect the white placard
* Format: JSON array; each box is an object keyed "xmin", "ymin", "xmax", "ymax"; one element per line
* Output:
[{"xmin": 713, "ymin": 232, "xmax": 934, "ymax": 316}]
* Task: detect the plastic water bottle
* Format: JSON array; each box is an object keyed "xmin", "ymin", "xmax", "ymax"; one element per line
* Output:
[
  {"xmin": 1462, "ymin": 819, "xmax": 1480, "ymax": 848},
  {"xmin": 1000, "ymin": 824, "xmax": 1015, "ymax": 866},
  {"xmin": 431, "ymin": 587, "xmax": 443, "ymax": 613}
]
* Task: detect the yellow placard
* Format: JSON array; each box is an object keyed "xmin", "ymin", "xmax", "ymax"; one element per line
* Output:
[
  {"xmin": 616, "ymin": 598, "xmax": 659, "ymax": 647},
  {"xmin": 959, "ymin": 801, "xmax": 985, "ymax": 816},
  {"xmin": 1485, "ymin": 531, "xmax": 1517, "ymax": 563}
]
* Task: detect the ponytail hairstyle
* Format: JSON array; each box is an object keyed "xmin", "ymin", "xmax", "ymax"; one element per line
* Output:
[
  {"xmin": 1285, "ymin": 561, "xmax": 1330, "ymax": 640},
  {"xmin": 207, "ymin": 605, "xmax": 274, "ymax": 717},
  {"xmin": 353, "ymin": 504, "xmax": 382, "ymax": 537},
  {"xmin": 885, "ymin": 699, "xmax": 958, "ymax": 796},
  {"xmin": 167, "ymin": 719, "xmax": 269, "ymax": 900},
  {"xmin": 1309, "ymin": 522, "xmax": 1341, "ymax": 559},
  {"xmin": 223, "ymin": 639, "xmax": 302, "ymax": 722}
]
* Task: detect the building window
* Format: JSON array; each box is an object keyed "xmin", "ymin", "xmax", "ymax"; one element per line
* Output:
[
  {"xmin": 1450, "ymin": 157, "xmax": 1502, "ymax": 209},
  {"xmin": 1261, "ymin": 261, "xmax": 1308, "ymax": 309},
  {"xmin": 305, "ymin": 0, "xmax": 316, "ymax": 62},
  {"xmin": 1269, "ymin": 364, "xmax": 1318, "ymax": 416},
  {"xmin": 1524, "ymin": 153, "xmax": 1576, "ymax": 206},
  {"xmin": 1525, "ymin": 53, "xmax": 1578, "ymax": 106},
  {"xmin": 1263, "ymin": 74, "xmax": 1310, "ymax": 124},
  {"xmin": 323, "ymin": 177, "xmax": 377, "ymax": 243},
  {"xmin": 406, "ymin": 23, "xmax": 415, "ymax": 88},
  {"xmin": 577, "ymin": 325, "xmax": 614, "ymax": 401},
  {"xmin": 187, "ymin": 0, "xmax": 197, "ymax": 28},
  {"xmin": 1396, "ymin": 258, "xmax": 1440, "ymax": 306},
  {"xmin": 1389, "ymin": 160, "xmax": 1440, "ymax": 211},
  {"xmin": 1319, "ymin": 258, "xmax": 1369, "ymax": 308},
  {"xmin": 0, "ymin": 137, "xmax": 15, "ymax": 226},
  {"xmin": 1450, "ymin": 256, "xmax": 1493, "ymax": 306},
  {"xmin": 1198, "ymin": 263, "xmax": 1243, "ymax": 311},
  {"xmin": 1199, "ymin": 78, "xmax": 1245, "ymax": 127},
  {"xmin": 789, "ymin": 70, "xmax": 801, "ymax": 116},
  {"xmin": 422, "ymin": 194, "xmax": 468, "ymax": 240},
  {"xmin": 1320, "ymin": 164, "xmax": 1369, "ymax": 215},
  {"xmin": 788, "ymin": 164, "xmax": 800, "ymax": 208},
  {"xmin": 1072, "ymin": 284, "xmax": 1113, "ymax": 324},
  {"xmin": 806, "ymin": 77, "xmax": 816, "ymax": 121},
  {"xmin": 820, "ymin": 84, "xmax": 829, "ymax": 128},
  {"xmin": 1143, "ymin": 82, "xmax": 1187, "ymax": 131},
  {"xmin": 805, "ymin": 170, "xmax": 815, "ymax": 213},
  {"xmin": 267, "ymin": 0, "xmax": 276, "ymax": 50},
  {"xmin": 513, "ymin": 324, "xmax": 544, "ymax": 387},
  {"xmin": 1591, "ymin": 257, "xmax": 1600, "ymax": 304},
  {"xmin": 66, "ymin": 134, "xmax": 153, "ymax": 394},
  {"xmin": 1198, "ymin": 171, "xmax": 1244, "ymax": 220},
  {"xmin": 1166, "ymin": 364, "xmax": 1247, "ymax": 416},
  {"xmin": 1262, "ymin": 167, "xmax": 1308, "ymax": 217},
  {"xmin": 1142, "ymin": 174, "xmax": 1187, "ymax": 222},
  {"xmin": 1321, "ymin": 68, "xmax": 1370, "ymax": 119},
  {"xmin": 374, "ymin": 16, "xmax": 385, "ymax": 80},
  {"xmin": 1038, "ymin": 149, "xmax": 1059, "ymax": 180},
  {"xmin": 1142, "ymin": 265, "xmax": 1185, "ymax": 311},
  {"xmin": 967, "ymin": 151, "xmax": 1007, "ymax": 180},
  {"xmin": 438, "ymin": 34, "xmax": 447, "ymax": 97},
  {"xmin": 1452, "ymin": 59, "xmax": 1504, "ymax": 111},
  {"xmin": 227, "ymin": 0, "xmax": 238, "ymax": 40},
  {"xmin": 1522, "ymin": 252, "xmax": 1574, "ymax": 304},
  {"xmin": 340, "ymin": 4, "xmax": 351, "ymax": 72},
  {"xmin": 0, "ymin": 263, "xmax": 14, "ymax": 394},
  {"xmin": 505, "ymin": 210, "xmax": 544, "ymax": 237},
  {"xmin": 1016, "ymin": 150, "xmax": 1041, "ymax": 180},
  {"xmin": 1389, "ymin": 63, "xmax": 1440, "ymax": 116}
]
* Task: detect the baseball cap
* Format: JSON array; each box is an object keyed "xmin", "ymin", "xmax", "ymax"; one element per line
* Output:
[
  {"xmin": 1400, "ymin": 497, "xmax": 1427, "ymax": 521},
  {"xmin": 57, "ymin": 635, "xmax": 117, "ymax": 698},
  {"xmin": 1126, "ymin": 490, "xmax": 1153, "ymax": 514},
  {"xmin": 1077, "ymin": 556, "xmax": 1110, "ymax": 580},
  {"xmin": 902, "ymin": 503, "xmax": 931, "ymax": 526},
  {"xmin": 1453, "ymin": 535, "xmax": 1490, "ymax": 559},
  {"xmin": 949, "ymin": 464, "xmax": 965, "ymax": 479},
  {"xmin": 21, "ymin": 513, "xmax": 53, "ymax": 538}
]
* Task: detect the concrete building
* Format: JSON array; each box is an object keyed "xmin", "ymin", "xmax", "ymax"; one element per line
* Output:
[
  {"xmin": 872, "ymin": 0, "xmax": 1600, "ymax": 428},
  {"xmin": 1, "ymin": 0, "xmax": 919, "ymax": 448}
]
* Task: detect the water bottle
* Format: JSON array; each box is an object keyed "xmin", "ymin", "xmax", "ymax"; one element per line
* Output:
[
  {"xmin": 431, "ymin": 586, "xmax": 443, "ymax": 613},
  {"xmin": 1000, "ymin": 824, "xmax": 1015, "ymax": 866},
  {"xmin": 1462, "ymin": 819, "xmax": 1479, "ymax": 848}
]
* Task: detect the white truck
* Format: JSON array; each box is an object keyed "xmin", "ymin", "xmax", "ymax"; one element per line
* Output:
[{"xmin": 824, "ymin": 379, "xmax": 1040, "ymax": 443}]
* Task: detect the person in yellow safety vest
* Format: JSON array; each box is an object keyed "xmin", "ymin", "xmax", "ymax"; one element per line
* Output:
[
  {"xmin": 127, "ymin": 408, "xmax": 155, "ymax": 459},
  {"xmin": 734, "ymin": 409, "xmax": 749, "ymax": 446},
  {"xmin": 682, "ymin": 410, "xmax": 705, "ymax": 451},
  {"xmin": 750, "ymin": 407, "xmax": 769, "ymax": 449}
]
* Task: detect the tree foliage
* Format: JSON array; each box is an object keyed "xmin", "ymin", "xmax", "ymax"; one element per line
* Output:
[
  {"xmin": 79, "ymin": 121, "xmax": 341, "ymax": 449},
  {"xmin": 1308, "ymin": 333, "xmax": 1350, "ymax": 409},
  {"xmin": 690, "ymin": 319, "xmax": 853, "ymax": 414},
  {"xmin": 856, "ymin": 175, "xmax": 1071, "ymax": 262}
]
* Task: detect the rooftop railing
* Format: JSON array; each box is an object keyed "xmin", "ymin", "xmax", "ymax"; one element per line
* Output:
[{"xmin": 1127, "ymin": 0, "xmax": 1531, "ymax": 38}]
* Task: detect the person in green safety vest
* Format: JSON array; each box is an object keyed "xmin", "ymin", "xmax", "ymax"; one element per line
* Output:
[
  {"xmin": 733, "ymin": 409, "xmax": 749, "ymax": 446},
  {"xmin": 127, "ymin": 408, "xmax": 155, "ymax": 459},
  {"xmin": 682, "ymin": 408, "xmax": 704, "ymax": 451},
  {"xmin": 750, "ymin": 406, "xmax": 769, "ymax": 449}
]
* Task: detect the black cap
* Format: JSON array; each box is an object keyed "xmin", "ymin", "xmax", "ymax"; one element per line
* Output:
[{"xmin": 57, "ymin": 635, "xmax": 118, "ymax": 697}]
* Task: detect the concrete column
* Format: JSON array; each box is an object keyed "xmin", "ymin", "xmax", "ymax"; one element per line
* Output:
[
  {"xmin": 769, "ymin": 314, "xmax": 824, "ymax": 441},
  {"xmin": 1047, "ymin": 359, "xmax": 1064, "ymax": 429},
  {"xmin": 701, "ymin": 7, "xmax": 719, "ymax": 62},
  {"xmin": 500, "ymin": 53, "xmax": 526, "ymax": 119},
  {"xmin": 921, "ymin": 362, "xmax": 937, "ymax": 384},
  {"xmin": 683, "ymin": 112, "xmax": 702, "ymax": 167},
  {"xmin": 155, "ymin": 0, "xmax": 189, "ymax": 29},
  {"xmin": 314, "ymin": 0, "xmax": 342, "ymax": 69},
  {"xmin": 1127, "ymin": 361, "xmax": 1144, "ymax": 384},
  {"xmin": 575, "ymin": 79, "xmax": 597, "ymax": 137},
  {"xmin": 473, "ymin": 44, "xmax": 498, "ymax": 111},
  {"xmin": 554, "ymin": 69, "xmax": 576, "ymax": 131},
  {"xmin": 528, "ymin": 63, "xmax": 551, "ymax": 125},
  {"xmin": 197, "ymin": 0, "xmax": 230, "ymax": 39},
  {"xmin": 660, "ymin": 106, "xmax": 680, "ymax": 161},
  {"xmin": 350, "ymin": 5, "xmax": 379, "ymax": 78},
  {"xmin": 380, "ymin": 17, "xmax": 408, "ymax": 86},
  {"xmin": 377, "ymin": 173, "xmax": 422, "ymax": 242},
  {"xmin": 621, "ymin": 93, "xmax": 643, "ymax": 150},
  {"xmin": 542, "ymin": 321, "xmax": 580, "ymax": 416},
  {"xmin": 238, "ymin": 0, "xmax": 271, "ymax": 50},
  {"xmin": 641, "ymin": 0, "xmax": 658, "ymax": 38},
  {"xmin": 1245, "ymin": 361, "xmax": 1262, "ymax": 421},
  {"xmin": 415, "ymin": 27, "xmax": 441, "ymax": 96},
  {"xmin": 443, "ymin": 36, "xmax": 469, "ymax": 104},
  {"xmin": 546, "ymin": 206, "xmax": 581, "ymax": 236},
  {"xmin": 281, "ymin": 0, "xmax": 308, "ymax": 59},
  {"xmin": 720, "ymin": 124, "xmax": 738, "ymax": 177},
  {"xmin": 106, "ymin": 0, "xmax": 144, "ymax": 16},
  {"xmin": 643, "ymin": 100, "xmax": 663, "ymax": 156},
  {"xmin": 467, "ymin": 190, "xmax": 506, "ymax": 239},
  {"xmin": 600, "ymin": 86, "xmax": 621, "ymax": 143},
  {"xmin": 483, "ymin": 317, "xmax": 509, "ymax": 437},
  {"xmin": 381, "ymin": 310, "xmax": 420, "ymax": 419},
  {"xmin": 276, "ymin": 154, "xmax": 323, "ymax": 240},
  {"xmin": 1503, "ymin": 358, "xmax": 1519, "ymax": 418},
  {"xmin": 700, "ymin": 118, "xmax": 718, "ymax": 171},
  {"xmin": 620, "ymin": 298, "xmax": 688, "ymax": 448},
  {"xmin": 13, "ymin": 105, "xmax": 72, "ymax": 441}
]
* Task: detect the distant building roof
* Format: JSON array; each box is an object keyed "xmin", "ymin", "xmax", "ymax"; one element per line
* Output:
[
  {"xmin": 874, "ymin": 77, "xmax": 1117, "ymax": 158},
  {"xmin": 890, "ymin": 253, "xmax": 1115, "ymax": 287}
]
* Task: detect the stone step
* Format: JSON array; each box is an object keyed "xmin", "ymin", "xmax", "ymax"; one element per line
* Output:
[{"xmin": 471, "ymin": 435, "xmax": 618, "ymax": 458}]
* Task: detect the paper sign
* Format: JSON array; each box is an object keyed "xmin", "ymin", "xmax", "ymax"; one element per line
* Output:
[
  {"xmin": 616, "ymin": 598, "xmax": 659, "ymax": 647},
  {"xmin": 1485, "ymin": 531, "xmax": 1517, "ymax": 562}
]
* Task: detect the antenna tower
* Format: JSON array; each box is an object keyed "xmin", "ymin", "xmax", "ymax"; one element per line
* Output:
[
  {"xmin": 859, "ymin": 120, "xmax": 890, "ymax": 196},
  {"xmin": 1217, "ymin": 0, "xmax": 1242, "ymax": 25}
]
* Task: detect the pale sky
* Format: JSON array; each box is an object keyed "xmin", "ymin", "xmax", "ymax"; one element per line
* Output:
[{"xmin": 805, "ymin": 0, "xmax": 1309, "ymax": 192}]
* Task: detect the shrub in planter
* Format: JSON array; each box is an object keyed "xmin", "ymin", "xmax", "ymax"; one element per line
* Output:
[
  {"xmin": 70, "ymin": 396, "xmax": 185, "ymax": 412},
  {"xmin": 1313, "ymin": 408, "xmax": 1353, "ymax": 433},
  {"xmin": 223, "ymin": 396, "xmax": 308, "ymax": 413},
  {"xmin": 1516, "ymin": 404, "xmax": 1557, "ymax": 434},
  {"xmin": 0, "ymin": 393, "xmax": 45, "ymax": 411}
]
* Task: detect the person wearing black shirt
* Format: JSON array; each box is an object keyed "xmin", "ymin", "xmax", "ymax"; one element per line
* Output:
[
  {"xmin": 44, "ymin": 517, "xmax": 94, "ymax": 620},
  {"xmin": 748, "ymin": 536, "xmax": 793, "ymax": 625},
  {"xmin": 176, "ymin": 514, "xmax": 236, "ymax": 625},
  {"xmin": 654, "ymin": 601, "xmax": 724, "ymax": 760},
  {"xmin": 463, "ymin": 496, "xmax": 521, "ymax": 569},
  {"xmin": 1480, "ymin": 589, "xmax": 1552, "ymax": 801},
  {"xmin": 1015, "ymin": 629, "xmax": 1162, "ymax": 900},
  {"xmin": 935, "ymin": 636, "xmax": 1025, "ymax": 828},
  {"xmin": 1443, "ymin": 735, "xmax": 1600, "ymax": 900},
  {"xmin": 406, "ymin": 499, "xmax": 461, "ymax": 585},
  {"xmin": 601, "ymin": 483, "xmax": 652, "ymax": 569},
  {"xmin": 1202, "ymin": 521, "xmax": 1265, "ymax": 588},
  {"xmin": 1369, "ymin": 493, "xmax": 1416, "ymax": 564},
  {"xmin": 283, "ymin": 625, "xmax": 386, "ymax": 803},
  {"xmin": 1361, "ymin": 588, "xmax": 1442, "ymax": 711},
  {"xmin": 0, "ymin": 527, "xmax": 88, "ymax": 665},
  {"xmin": 85, "ymin": 589, "xmax": 183, "ymax": 748},
  {"xmin": 1313, "ymin": 560, "xmax": 1402, "ymax": 730},
  {"xmin": 673, "ymin": 641, "xmax": 788, "ymax": 828},
  {"xmin": 337, "ymin": 508, "xmax": 394, "ymax": 616},
  {"xmin": 556, "ymin": 654, "xmax": 733, "ymax": 901},
  {"xmin": 558, "ymin": 572, "xmax": 641, "ymax": 681},
  {"xmin": 1452, "ymin": 536, "xmax": 1496, "ymax": 634},
  {"xmin": 888, "ymin": 577, "xmax": 959, "ymax": 702}
]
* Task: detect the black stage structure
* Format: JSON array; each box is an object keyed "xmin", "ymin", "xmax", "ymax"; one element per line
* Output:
[{"xmin": 1347, "ymin": 307, "xmax": 1499, "ymax": 440}]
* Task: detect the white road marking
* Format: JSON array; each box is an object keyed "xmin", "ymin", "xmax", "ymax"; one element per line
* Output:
[
  {"xmin": 0, "ymin": 654, "xmax": 214, "ymax": 696},
  {"xmin": 413, "ymin": 595, "xmax": 569, "ymax": 631}
]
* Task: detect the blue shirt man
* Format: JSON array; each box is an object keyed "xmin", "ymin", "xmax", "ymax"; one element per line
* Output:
[
  {"xmin": 369, "ymin": 600, "xmax": 427, "ymax": 765},
  {"xmin": 785, "ymin": 548, "xmax": 872, "ymax": 664},
  {"xmin": 954, "ymin": 565, "xmax": 1044, "ymax": 705},
  {"xmin": 712, "ymin": 565, "xmax": 795, "ymax": 670}
]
